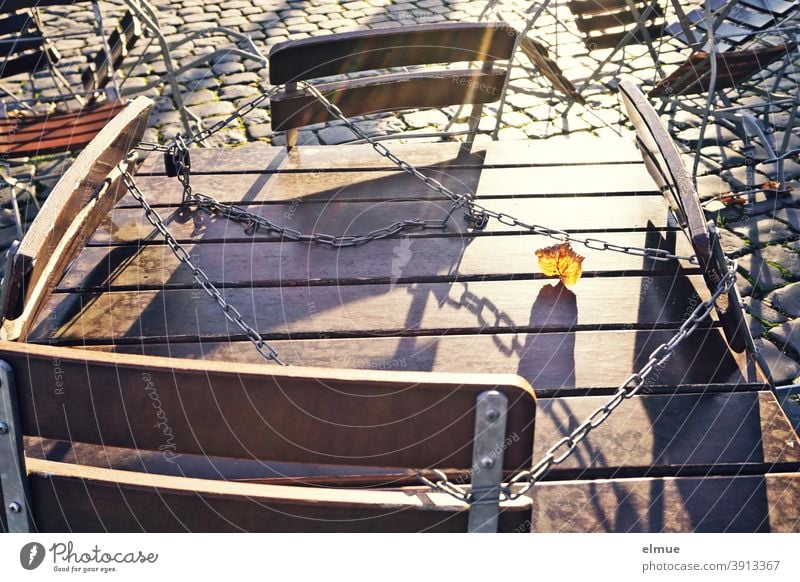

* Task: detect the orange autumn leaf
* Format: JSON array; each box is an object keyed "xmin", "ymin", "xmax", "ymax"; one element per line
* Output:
[
  {"xmin": 535, "ymin": 242, "xmax": 585, "ymax": 286},
  {"xmin": 762, "ymin": 180, "xmax": 793, "ymax": 193}
]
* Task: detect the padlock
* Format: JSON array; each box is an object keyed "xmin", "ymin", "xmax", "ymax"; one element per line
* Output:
[{"xmin": 164, "ymin": 148, "xmax": 190, "ymax": 178}]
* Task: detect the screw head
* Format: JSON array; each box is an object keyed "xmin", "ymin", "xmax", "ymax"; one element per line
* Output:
[
  {"xmin": 8, "ymin": 501, "xmax": 21, "ymax": 513},
  {"xmin": 486, "ymin": 409, "xmax": 499, "ymax": 422},
  {"xmin": 0, "ymin": 422, "xmax": 8, "ymax": 435},
  {"xmin": 480, "ymin": 456, "xmax": 494, "ymax": 469}
]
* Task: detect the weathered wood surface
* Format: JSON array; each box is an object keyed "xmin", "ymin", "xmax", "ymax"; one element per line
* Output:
[
  {"xmin": 118, "ymin": 163, "xmax": 657, "ymax": 207},
  {"xmin": 84, "ymin": 327, "xmax": 755, "ymax": 397},
  {"xmin": 530, "ymin": 473, "xmax": 800, "ymax": 532},
  {"xmin": 58, "ymin": 232, "xmax": 694, "ymax": 291},
  {"xmin": 137, "ymin": 137, "xmax": 642, "ymax": 174},
  {"xmin": 12, "ymin": 137, "xmax": 793, "ymax": 532}
]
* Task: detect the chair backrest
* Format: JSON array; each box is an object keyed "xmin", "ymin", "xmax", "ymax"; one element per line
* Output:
[
  {"xmin": 81, "ymin": 9, "xmax": 142, "ymax": 96},
  {"xmin": 567, "ymin": 0, "xmax": 668, "ymax": 50},
  {"xmin": 268, "ymin": 22, "xmax": 518, "ymax": 132},
  {"xmin": 0, "ymin": 341, "xmax": 537, "ymax": 474},
  {"xmin": 649, "ymin": 43, "xmax": 793, "ymax": 97},
  {"xmin": 0, "ymin": 97, "xmax": 152, "ymax": 338},
  {"xmin": 0, "ymin": 8, "xmax": 59, "ymax": 80},
  {"xmin": 619, "ymin": 81, "xmax": 748, "ymax": 353}
]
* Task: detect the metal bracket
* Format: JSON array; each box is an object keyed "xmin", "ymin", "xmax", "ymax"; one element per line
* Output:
[
  {"xmin": 0, "ymin": 360, "xmax": 33, "ymax": 532},
  {"xmin": 467, "ymin": 390, "xmax": 508, "ymax": 533}
]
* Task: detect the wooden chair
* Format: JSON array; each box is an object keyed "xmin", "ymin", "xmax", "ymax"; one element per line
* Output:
[
  {"xmin": 268, "ymin": 23, "xmax": 519, "ymax": 148},
  {"xmin": 620, "ymin": 81, "xmax": 750, "ymax": 354},
  {"xmin": 1, "ymin": 2, "xmax": 142, "ymax": 237},
  {"xmin": 0, "ymin": 342, "xmax": 536, "ymax": 532}
]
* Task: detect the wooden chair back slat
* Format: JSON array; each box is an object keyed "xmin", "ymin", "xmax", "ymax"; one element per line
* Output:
[
  {"xmin": 0, "ymin": 97, "xmax": 152, "ymax": 337},
  {"xmin": 28, "ymin": 459, "xmax": 533, "ymax": 532},
  {"xmin": 0, "ymin": 342, "xmax": 537, "ymax": 472},
  {"xmin": 0, "ymin": 0, "xmax": 92, "ymax": 13},
  {"xmin": 619, "ymin": 81, "xmax": 748, "ymax": 353},
  {"xmin": 271, "ymin": 69, "xmax": 506, "ymax": 131},
  {"xmin": 568, "ymin": 0, "xmax": 653, "ymax": 17},
  {"xmin": 268, "ymin": 22, "xmax": 518, "ymax": 85},
  {"xmin": 649, "ymin": 44, "xmax": 794, "ymax": 97}
]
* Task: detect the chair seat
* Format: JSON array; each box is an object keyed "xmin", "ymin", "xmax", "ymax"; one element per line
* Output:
[{"xmin": 0, "ymin": 100, "xmax": 127, "ymax": 157}]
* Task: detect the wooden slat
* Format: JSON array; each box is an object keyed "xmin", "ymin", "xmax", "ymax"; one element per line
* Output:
[
  {"xmin": 87, "ymin": 195, "xmax": 672, "ymax": 245},
  {"xmin": 30, "ymin": 275, "xmax": 718, "ymax": 344},
  {"xmin": 56, "ymin": 233, "xmax": 695, "ymax": 291},
  {"xmin": 1, "ymin": 0, "xmax": 92, "ymax": 11},
  {"xmin": 28, "ymin": 459, "xmax": 532, "ymax": 532},
  {"xmin": 0, "ymin": 342, "xmax": 536, "ymax": 471},
  {"xmin": 530, "ymin": 473, "xmax": 800, "ymax": 532},
  {"xmin": 649, "ymin": 44, "xmax": 792, "ymax": 97},
  {"xmin": 0, "ymin": 48, "xmax": 49, "ymax": 79},
  {"xmin": 136, "ymin": 138, "xmax": 645, "ymax": 175},
  {"xmin": 118, "ymin": 163, "xmax": 657, "ymax": 207},
  {"xmin": 0, "ymin": 97, "xmax": 152, "ymax": 341},
  {"xmin": 268, "ymin": 22, "xmax": 518, "ymax": 85},
  {"xmin": 270, "ymin": 70, "xmax": 507, "ymax": 131},
  {"xmin": 621, "ymin": 81, "xmax": 748, "ymax": 353},
  {"xmin": 535, "ymin": 391, "xmax": 799, "ymax": 478},
  {"xmin": 740, "ymin": 0, "xmax": 795, "ymax": 17},
  {"xmin": 0, "ymin": 100, "xmax": 128, "ymax": 157},
  {"xmin": 568, "ymin": 0, "xmax": 654, "ymax": 18},
  {"xmin": 84, "ymin": 327, "xmax": 757, "ymax": 396}
]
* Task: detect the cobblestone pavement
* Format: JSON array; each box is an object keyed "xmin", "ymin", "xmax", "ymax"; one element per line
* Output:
[{"xmin": 2, "ymin": 0, "xmax": 800, "ymax": 388}]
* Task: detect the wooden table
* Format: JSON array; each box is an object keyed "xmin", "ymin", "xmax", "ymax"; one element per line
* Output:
[{"xmin": 26, "ymin": 137, "xmax": 800, "ymax": 531}]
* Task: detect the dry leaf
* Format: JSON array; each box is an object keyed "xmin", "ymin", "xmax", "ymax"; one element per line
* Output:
[
  {"xmin": 535, "ymin": 242, "xmax": 585, "ymax": 286},
  {"xmin": 762, "ymin": 180, "xmax": 793, "ymax": 194},
  {"xmin": 719, "ymin": 192, "xmax": 746, "ymax": 206}
]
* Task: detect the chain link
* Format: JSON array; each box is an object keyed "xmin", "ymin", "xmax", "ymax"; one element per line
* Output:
[
  {"xmin": 119, "ymin": 81, "xmax": 737, "ymax": 506},
  {"xmin": 120, "ymin": 161, "xmax": 286, "ymax": 366},
  {"xmin": 422, "ymin": 258, "xmax": 738, "ymax": 503},
  {"xmin": 299, "ymin": 81, "xmax": 699, "ymax": 265}
]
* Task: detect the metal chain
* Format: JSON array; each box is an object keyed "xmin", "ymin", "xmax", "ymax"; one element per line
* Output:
[
  {"xmin": 118, "ymin": 81, "xmax": 735, "ymax": 505},
  {"xmin": 300, "ymin": 81, "xmax": 699, "ymax": 265},
  {"xmin": 135, "ymin": 88, "xmax": 281, "ymax": 153},
  {"xmin": 119, "ymin": 156, "xmax": 286, "ymax": 366},
  {"xmin": 420, "ymin": 258, "xmax": 738, "ymax": 504}
]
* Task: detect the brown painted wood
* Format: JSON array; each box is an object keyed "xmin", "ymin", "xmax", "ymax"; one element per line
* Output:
[
  {"xmin": 268, "ymin": 22, "xmax": 518, "ymax": 85},
  {"xmin": 57, "ymin": 232, "xmax": 695, "ymax": 292},
  {"xmin": 535, "ymin": 391, "xmax": 799, "ymax": 478},
  {"xmin": 0, "ymin": 342, "xmax": 536, "ymax": 471},
  {"xmin": 136, "ymin": 138, "xmax": 644, "ymax": 175},
  {"xmin": 1, "ymin": 97, "xmax": 152, "ymax": 341},
  {"xmin": 270, "ymin": 70, "xmax": 508, "ymax": 131},
  {"xmin": 0, "ymin": 48, "xmax": 54, "ymax": 80},
  {"xmin": 87, "ymin": 195, "xmax": 672, "ymax": 245},
  {"xmin": 0, "ymin": 100, "xmax": 128, "ymax": 157},
  {"xmin": 27, "ymin": 459, "xmax": 532, "ymax": 532},
  {"xmin": 621, "ymin": 81, "xmax": 748, "ymax": 353},
  {"xmin": 649, "ymin": 44, "xmax": 793, "ymax": 97},
  {"xmin": 568, "ymin": 0, "xmax": 655, "ymax": 17},
  {"xmin": 573, "ymin": 4, "xmax": 666, "ymax": 34},
  {"xmin": 31, "ymin": 275, "xmax": 718, "ymax": 345},
  {"xmin": 84, "ymin": 326, "xmax": 758, "ymax": 397},
  {"xmin": 530, "ymin": 473, "xmax": 800, "ymax": 532},
  {"xmin": 117, "ymin": 163, "xmax": 657, "ymax": 208}
]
